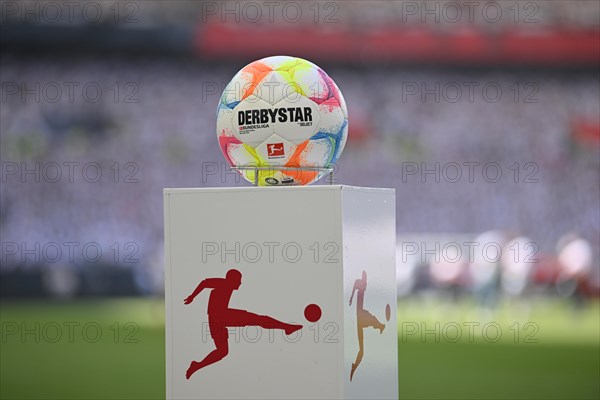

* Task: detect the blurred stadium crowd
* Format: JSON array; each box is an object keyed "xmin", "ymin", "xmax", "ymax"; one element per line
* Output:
[
  {"xmin": 2, "ymin": 0, "xmax": 599, "ymax": 29},
  {"xmin": 1, "ymin": 1, "xmax": 599, "ymax": 300},
  {"xmin": 2, "ymin": 57, "xmax": 598, "ymax": 299}
]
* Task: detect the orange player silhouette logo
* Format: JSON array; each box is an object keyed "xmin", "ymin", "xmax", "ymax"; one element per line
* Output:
[
  {"xmin": 349, "ymin": 270, "xmax": 389, "ymax": 381},
  {"xmin": 183, "ymin": 269, "xmax": 303, "ymax": 379}
]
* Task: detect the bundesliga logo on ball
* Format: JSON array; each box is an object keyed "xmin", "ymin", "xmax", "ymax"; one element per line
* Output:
[{"xmin": 217, "ymin": 55, "xmax": 348, "ymax": 186}]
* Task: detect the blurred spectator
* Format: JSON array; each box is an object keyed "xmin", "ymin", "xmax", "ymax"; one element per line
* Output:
[
  {"xmin": 468, "ymin": 230, "xmax": 505, "ymax": 309},
  {"xmin": 500, "ymin": 235, "xmax": 535, "ymax": 297},
  {"xmin": 556, "ymin": 233, "xmax": 594, "ymax": 305}
]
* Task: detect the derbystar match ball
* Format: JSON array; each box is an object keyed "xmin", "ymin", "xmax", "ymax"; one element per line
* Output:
[{"xmin": 217, "ymin": 55, "xmax": 348, "ymax": 186}]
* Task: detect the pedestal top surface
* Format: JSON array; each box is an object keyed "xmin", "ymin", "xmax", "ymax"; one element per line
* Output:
[{"xmin": 164, "ymin": 185, "xmax": 395, "ymax": 195}]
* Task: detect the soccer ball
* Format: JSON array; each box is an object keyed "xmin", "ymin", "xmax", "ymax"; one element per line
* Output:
[{"xmin": 216, "ymin": 56, "xmax": 348, "ymax": 186}]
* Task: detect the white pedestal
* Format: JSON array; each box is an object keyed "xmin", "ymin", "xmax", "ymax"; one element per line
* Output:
[{"xmin": 164, "ymin": 186, "xmax": 397, "ymax": 399}]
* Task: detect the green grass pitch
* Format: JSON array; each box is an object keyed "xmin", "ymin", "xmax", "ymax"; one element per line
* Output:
[{"xmin": 1, "ymin": 297, "xmax": 598, "ymax": 399}]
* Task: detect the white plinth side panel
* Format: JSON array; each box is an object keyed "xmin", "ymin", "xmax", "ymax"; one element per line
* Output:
[
  {"xmin": 164, "ymin": 186, "xmax": 397, "ymax": 399},
  {"xmin": 341, "ymin": 187, "xmax": 398, "ymax": 399}
]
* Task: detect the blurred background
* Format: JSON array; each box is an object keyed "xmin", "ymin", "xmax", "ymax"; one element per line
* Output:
[{"xmin": 1, "ymin": 1, "xmax": 599, "ymax": 399}]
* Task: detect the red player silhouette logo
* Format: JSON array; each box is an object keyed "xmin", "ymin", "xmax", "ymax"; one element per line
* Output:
[
  {"xmin": 183, "ymin": 269, "xmax": 303, "ymax": 379},
  {"xmin": 349, "ymin": 270, "xmax": 389, "ymax": 381},
  {"xmin": 267, "ymin": 143, "xmax": 284, "ymax": 156}
]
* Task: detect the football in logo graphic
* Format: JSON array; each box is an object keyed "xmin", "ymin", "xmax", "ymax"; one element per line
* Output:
[{"xmin": 217, "ymin": 55, "xmax": 348, "ymax": 186}]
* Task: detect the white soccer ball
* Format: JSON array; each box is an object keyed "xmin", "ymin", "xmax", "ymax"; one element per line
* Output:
[{"xmin": 216, "ymin": 55, "xmax": 348, "ymax": 186}]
